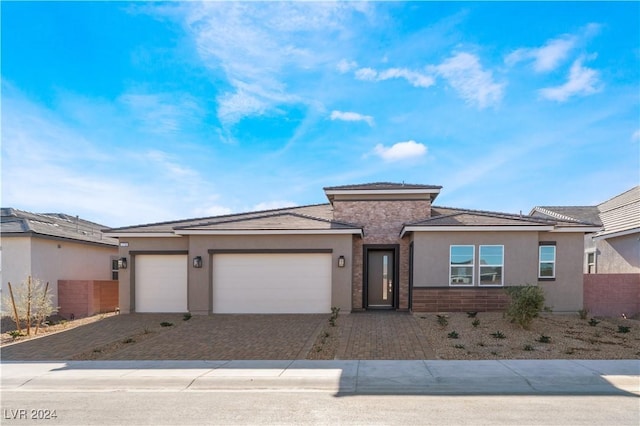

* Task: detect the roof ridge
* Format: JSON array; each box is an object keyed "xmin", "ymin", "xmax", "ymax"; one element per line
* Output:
[
  {"xmin": 597, "ymin": 185, "xmax": 640, "ymax": 209},
  {"xmin": 431, "ymin": 205, "xmax": 574, "ymax": 225}
]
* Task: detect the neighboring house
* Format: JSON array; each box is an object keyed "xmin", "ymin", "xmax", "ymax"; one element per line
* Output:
[
  {"xmin": 531, "ymin": 185, "xmax": 640, "ymax": 274},
  {"xmin": 105, "ymin": 183, "xmax": 599, "ymax": 315},
  {"xmin": 1, "ymin": 208, "xmax": 119, "ymax": 314}
]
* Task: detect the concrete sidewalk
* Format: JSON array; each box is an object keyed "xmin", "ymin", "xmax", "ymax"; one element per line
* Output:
[{"xmin": 1, "ymin": 359, "xmax": 638, "ymax": 395}]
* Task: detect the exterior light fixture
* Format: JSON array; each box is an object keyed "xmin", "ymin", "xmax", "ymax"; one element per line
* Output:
[
  {"xmin": 338, "ymin": 256, "xmax": 346, "ymax": 268},
  {"xmin": 193, "ymin": 256, "xmax": 203, "ymax": 268},
  {"xmin": 118, "ymin": 257, "xmax": 128, "ymax": 269}
]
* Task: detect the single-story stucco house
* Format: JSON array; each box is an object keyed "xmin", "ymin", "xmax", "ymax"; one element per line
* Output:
[
  {"xmin": 1, "ymin": 208, "xmax": 119, "ymax": 317},
  {"xmin": 105, "ymin": 183, "xmax": 600, "ymax": 315}
]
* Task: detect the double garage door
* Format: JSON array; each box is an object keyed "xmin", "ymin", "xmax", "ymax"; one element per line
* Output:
[{"xmin": 135, "ymin": 253, "xmax": 331, "ymax": 314}]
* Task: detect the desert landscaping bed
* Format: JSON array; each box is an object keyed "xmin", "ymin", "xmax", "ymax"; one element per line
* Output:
[{"xmin": 414, "ymin": 312, "xmax": 640, "ymax": 360}]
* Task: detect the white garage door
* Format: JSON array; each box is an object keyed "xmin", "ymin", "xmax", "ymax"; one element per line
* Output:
[
  {"xmin": 135, "ymin": 254, "xmax": 188, "ymax": 313},
  {"xmin": 212, "ymin": 253, "xmax": 331, "ymax": 314}
]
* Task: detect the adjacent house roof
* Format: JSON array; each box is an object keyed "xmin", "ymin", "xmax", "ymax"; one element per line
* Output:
[
  {"xmin": 531, "ymin": 185, "xmax": 639, "ymax": 240},
  {"xmin": 1, "ymin": 208, "xmax": 118, "ymax": 246},
  {"xmin": 324, "ymin": 182, "xmax": 442, "ymax": 191}
]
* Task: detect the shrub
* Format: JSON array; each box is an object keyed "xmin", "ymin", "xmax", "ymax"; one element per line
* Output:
[
  {"xmin": 466, "ymin": 311, "xmax": 478, "ymax": 318},
  {"xmin": 183, "ymin": 313, "xmax": 192, "ymax": 321},
  {"xmin": 491, "ymin": 331, "xmax": 506, "ymax": 339},
  {"xmin": 537, "ymin": 335, "xmax": 551, "ymax": 343},
  {"xmin": 2, "ymin": 276, "xmax": 57, "ymax": 336},
  {"xmin": 504, "ymin": 285, "xmax": 545, "ymax": 329},
  {"xmin": 588, "ymin": 318, "xmax": 600, "ymax": 327},
  {"xmin": 523, "ymin": 344, "xmax": 534, "ymax": 351},
  {"xmin": 453, "ymin": 344, "xmax": 465, "ymax": 349},
  {"xmin": 577, "ymin": 309, "xmax": 589, "ymax": 320},
  {"xmin": 122, "ymin": 337, "xmax": 135, "ymax": 344},
  {"xmin": 617, "ymin": 325, "xmax": 631, "ymax": 334},
  {"xmin": 472, "ymin": 319, "xmax": 480, "ymax": 328},
  {"xmin": 160, "ymin": 322, "xmax": 174, "ymax": 327},
  {"xmin": 8, "ymin": 330, "xmax": 24, "ymax": 340},
  {"xmin": 436, "ymin": 315, "xmax": 448, "ymax": 327},
  {"xmin": 447, "ymin": 331, "xmax": 459, "ymax": 339}
]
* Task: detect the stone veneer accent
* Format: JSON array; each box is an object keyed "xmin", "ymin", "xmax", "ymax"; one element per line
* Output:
[
  {"xmin": 332, "ymin": 199, "xmax": 431, "ymax": 310},
  {"xmin": 412, "ymin": 287, "xmax": 511, "ymax": 312}
]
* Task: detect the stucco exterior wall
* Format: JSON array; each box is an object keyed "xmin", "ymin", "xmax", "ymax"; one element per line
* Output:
[
  {"xmin": 411, "ymin": 231, "xmax": 585, "ymax": 313},
  {"xmin": 118, "ymin": 234, "xmax": 353, "ymax": 314},
  {"xmin": 332, "ymin": 199, "xmax": 431, "ymax": 310},
  {"xmin": 537, "ymin": 231, "xmax": 584, "ymax": 313},
  {"xmin": 595, "ymin": 234, "xmax": 640, "ymax": 273},
  {"xmin": 411, "ymin": 231, "xmax": 540, "ymax": 287},
  {"xmin": 1, "ymin": 237, "xmax": 31, "ymax": 314},
  {"xmin": 1, "ymin": 236, "xmax": 116, "ymax": 313}
]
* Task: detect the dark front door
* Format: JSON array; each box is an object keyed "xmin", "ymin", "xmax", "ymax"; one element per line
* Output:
[{"xmin": 367, "ymin": 250, "xmax": 395, "ymax": 308}]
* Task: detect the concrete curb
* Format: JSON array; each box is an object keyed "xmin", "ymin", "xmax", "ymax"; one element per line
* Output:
[{"xmin": 1, "ymin": 359, "xmax": 638, "ymax": 395}]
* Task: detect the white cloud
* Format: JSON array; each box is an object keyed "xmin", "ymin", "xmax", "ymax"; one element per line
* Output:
[
  {"xmin": 431, "ymin": 52, "xmax": 504, "ymax": 108},
  {"xmin": 330, "ymin": 110, "xmax": 374, "ymax": 126},
  {"xmin": 253, "ymin": 200, "xmax": 297, "ymax": 211},
  {"xmin": 193, "ymin": 205, "xmax": 234, "ymax": 217},
  {"xmin": 355, "ymin": 66, "xmax": 435, "ymax": 88},
  {"xmin": 373, "ymin": 140, "xmax": 427, "ymax": 162},
  {"xmin": 539, "ymin": 57, "xmax": 601, "ymax": 102},
  {"xmin": 337, "ymin": 59, "xmax": 358, "ymax": 73},
  {"xmin": 118, "ymin": 92, "xmax": 202, "ymax": 134},
  {"xmin": 506, "ymin": 37, "xmax": 576, "ymax": 72},
  {"xmin": 174, "ymin": 2, "xmax": 368, "ymax": 126}
]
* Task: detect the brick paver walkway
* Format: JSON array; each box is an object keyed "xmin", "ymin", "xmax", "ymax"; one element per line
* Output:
[
  {"xmin": 1, "ymin": 312, "xmax": 433, "ymax": 361},
  {"xmin": 0, "ymin": 314, "xmax": 325, "ymax": 361},
  {"xmin": 336, "ymin": 312, "xmax": 435, "ymax": 359}
]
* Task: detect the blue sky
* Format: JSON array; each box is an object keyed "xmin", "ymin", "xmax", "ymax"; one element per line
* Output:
[{"xmin": 2, "ymin": 1, "xmax": 639, "ymax": 227}]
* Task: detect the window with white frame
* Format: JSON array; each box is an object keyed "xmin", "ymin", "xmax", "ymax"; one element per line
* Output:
[
  {"xmin": 479, "ymin": 245, "xmax": 504, "ymax": 286},
  {"xmin": 538, "ymin": 243, "xmax": 556, "ymax": 279},
  {"xmin": 586, "ymin": 251, "xmax": 596, "ymax": 274},
  {"xmin": 450, "ymin": 245, "xmax": 474, "ymax": 286}
]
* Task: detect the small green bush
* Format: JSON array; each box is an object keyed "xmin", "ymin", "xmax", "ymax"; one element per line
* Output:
[
  {"xmin": 617, "ymin": 325, "xmax": 631, "ymax": 333},
  {"xmin": 588, "ymin": 318, "xmax": 600, "ymax": 327},
  {"xmin": 160, "ymin": 322, "xmax": 174, "ymax": 327},
  {"xmin": 523, "ymin": 344, "xmax": 534, "ymax": 351},
  {"xmin": 454, "ymin": 344, "xmax": 465, "ymax": 349},
  {"xmin": 436, "ymin": 315, "xmax": 448, "ymax": 327},
  {"xmin": 491, "ymin": 331, "xmax": 506, "ymax": 339},
  {"xmin": 8, "ymin": 330, "xmax": 24, "ymax": 340},
  {"xmin": 504, "ymin": 285, "xmax": 545, "ymax": 329},
  {"xmin": 447, "ymin": 331, "xmax": 459, "ymax": 339},
  {"xmin": 183, "ymin": 313, "xmax": 192, "ymax": 321},
  {"xmin": 472, "ymin": 319, "xmax": 480, "ymax": 328},
  {"xmin": 466, "ymin": 311, "xmax": 478, "ymax": 318}
]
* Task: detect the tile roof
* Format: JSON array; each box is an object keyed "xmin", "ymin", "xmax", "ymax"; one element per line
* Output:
[
  {"xmin": 1, "ymin": 208, "xmax": 118, "ymax": 246},
  {"xmin": 106, "ymin": 203, "xmax": 357, "ymax": 234},
  {"xmin": 324, "ymin": 182, "xmax": 442, "ymax": 190},
  {"xmin": 531, "ymin": 186, "xmax": 639, "ymax": 238},
  {"xmin": 596, "ymin": 186, "xmax": 640, "ymax": 238},
  {"xmin": 412, "ymin": 206, "xmax": 573, "ymax": 227}
]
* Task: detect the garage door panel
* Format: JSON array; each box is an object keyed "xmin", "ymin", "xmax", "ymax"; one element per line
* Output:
[
  {"xmin": 135, "ymin": 255, "xmax": 187, "ymax": 313},
  {"xmin": 212, "ymin": 253, "xmax": 331, "ymax": 314}
]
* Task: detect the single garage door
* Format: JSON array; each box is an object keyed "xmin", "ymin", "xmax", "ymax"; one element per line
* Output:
[
  {"xmin": 135, "ymin": 254, "xmax": 188, "ymax": 313},
  {"xmin": 212, "ymin": 253, "xmax": 332, "ymax": 314}
]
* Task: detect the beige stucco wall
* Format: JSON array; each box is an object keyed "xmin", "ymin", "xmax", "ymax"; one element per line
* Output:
[
  {"xmin": 118, "ymin": 234, "xmax": 353, "ymax": 314},
  {"xmin": 1, "ymin": 236, "xmax": 116, "ymax": 313},
  {"xmin": 594, "ymin": 233, "xmax": 640, "ymax": 273},
  {"xmin": 412, "ymin": 231, "xmax": 540, "ymax": 287},
  {"xmin": 537, "ymin": 231, "xmax": 584, "ymax": 312},
  {"xmin": 412, "ymin": 230, "xmax": 585, "ymax": 313},
  {"xmin": 1, "ymin": 237, "xmax": 32, "ymax": 314}
]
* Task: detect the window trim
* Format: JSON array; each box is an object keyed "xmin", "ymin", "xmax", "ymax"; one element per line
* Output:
[
  {"xmin": 586, "ymin": 250, "xmax": 596, "ymax": 274},
  {"xmin": 478, "ymin": 244, "xmax": 504, "ymax": 287},
  {"xmin": 449, "ymin": 245, "xmax": 475, "ymax": 287},
  {"xmin": 538, "ymin": 242, "xmax": 556, "ymax": 281}
]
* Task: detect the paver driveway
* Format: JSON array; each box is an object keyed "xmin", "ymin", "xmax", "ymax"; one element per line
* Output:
[{"xmin": 1, "ymin": 312, "xmax": 434, "ymax": 360}]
